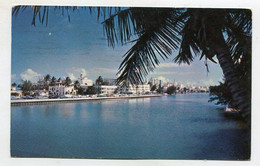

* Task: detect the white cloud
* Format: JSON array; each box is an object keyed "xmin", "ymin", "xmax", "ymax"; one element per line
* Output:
[
  {"xmin": 157, "ymin": 76, "xmax": 169, "ymax": 83},
  {"xmin": 67, "ymin": 67, "xmax": 88, "ymax": 81},
  {"xmin": 158, "ymin": 62, "xmax": 191, "ymax": 68},
  {"xmin": 72, "ymin": 67, "xmax": 87, "ymax": 76},
  {"xmin": 67, "ymin": 73, "xmax": 77, "ymax": 81},
  {"xmin": 20, "ymin": 68, "xmax": 41, "ymax": 83}
]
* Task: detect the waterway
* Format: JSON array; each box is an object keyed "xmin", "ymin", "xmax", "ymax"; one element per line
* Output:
[{"xmin": 11, "ymin": 93, "xmax": 250, "ymax": 159}]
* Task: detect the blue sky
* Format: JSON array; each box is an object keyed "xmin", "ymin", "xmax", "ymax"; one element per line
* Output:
[{"xmin": 12, "ymin": 7, "xmax": 223, "ymax": 86}]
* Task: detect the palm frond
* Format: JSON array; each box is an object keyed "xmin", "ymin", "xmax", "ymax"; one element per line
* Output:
[
  {"xmin": 174, "ymin": 11, "xmax": 200, "ymax": 65},
  {"xmin": 105, "ymin": 8, "xmax": 184, "ymax": 85},
  {"xmin": 12, "ymin": 6, "xmax": 123, "ymax": 27},
  {"xmin": 224, "ymin": 10, "xmax": 251, "ymax": 81},
  {"xmin": 225, "ymin": 10, "xmax": 252, "ymax": 64}
]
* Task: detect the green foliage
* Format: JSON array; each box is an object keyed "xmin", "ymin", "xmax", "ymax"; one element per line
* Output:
[
  {"xmin": 21, "ymin": 80, "xmax": 32, "ymax": 93},
  {"xmin": 74, "ymin": 80, "xmax": 80, "ymax": 89},
  {"xmin": 114, "ymin": 88, "xmax": 118, "ymax": 94},
  {"xmin": 77, "ymin": 87, "xmax": 84, "ymax": 95},
  {"xmin": 11, "ymin": 83, "xmax": 17, "ymax": 87},
  {"xmin": 209, "ymin": 82, "xmax": 232, "ymax": 105},
  {"xmin": 156, "ymin": 87, "xmax": 163, "ymax": 94},
  {"xmin": 44, "ymin": 74, "xmax": 51, "ymax": 82},
  {"xmin": 95, "ymin": 76, "xmax": 104, "ymax": 85},
  {"xmin": 151, "ymin": 85, "xmax": 157, "ymax": 91},
  {"xmin": 64, "ymin": 77, "xmax": 72, "ymax": 86},
  {"xmin": 101, "ymin": 8, "xmax": 251, "ymax": 86},
  {"xmin": 85, "ymin": 86, "xmax": 97, "ymax": 95},
  {"xmin": 50, "ymin": 76, "xmax": 56, "ymax": 86},
  {"xmin": 166, "ymin": 86, "xmax": 176, "ymax": 95}
]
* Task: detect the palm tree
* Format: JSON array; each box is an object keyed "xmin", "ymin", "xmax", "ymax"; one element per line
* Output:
[
  {"xmin": 44, "ymin": 74, "xmax": 51, "ymax": 82},
  {"xmin": 11, "ymin": 83, "xmax": 17, "ymax": 87},
  {"xmin": 50, "ymin": 76, "xmax": 56, "ymax": 86},
  {"xmin": 64, "ymin": 77, "xmax": 72, "ymax": 87},
  {"xmin": 21, "ymin": 80, "xmax": 33, "ymax": 95},
  {"xmin": 95, "ymin": 76, "xmax": 104, "ymax": 86},
  {"xmin": 12, "ymin": 7, "xmax": 251, "ymax": 125},
  {"xmin": 167, "ymin": 86, "xmax": 177, "ymax": 95},
  {"xmin": 74, "ymin": 80, "xmax": 80, "ymax": 89},
  {"xmin": 100, "ymin": 8, "xmax": 251, "ymax": 126}
]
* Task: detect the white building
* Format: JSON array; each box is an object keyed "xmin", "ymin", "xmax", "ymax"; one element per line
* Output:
[
  {"xmin": 149, "ymin": 77, "xmax": 163, "ymax": 87},
  {"xmin": 100, "ymin": 85, "xmax": 118, "ymax": 94},
  {"xmin": 11, "ymin": 90, "xmax": 22, "ymax": 99},
  {"xmin": 78, "ymin": 74, "xmax": 93, "ymax": 91},
  {"xmin": 122, "ymin": 84, "xmax": 150, "ymax": 94},
  {"xmin": 49, "ymin": 83, "xmax": 76, "ymax": 96},
  {"xmin": 136, "ymin": 84, "xmax": 150, "ymax": 94},
  {"xmin": 34, "ymin": 90, "xmax": 49, "ymax": 97}
]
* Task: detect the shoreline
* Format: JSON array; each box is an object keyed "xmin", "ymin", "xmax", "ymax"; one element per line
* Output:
[{"xmin": 11, "ymin": 94, "xmax": 162, "ymax": 106}]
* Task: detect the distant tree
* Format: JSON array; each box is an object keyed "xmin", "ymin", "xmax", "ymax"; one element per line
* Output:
[
  {"xmin": 85, "ymin": 86, "xmax": 97, "ymax": 95},
  {"xmin": 151, "ymin": 85, "xmax": 157, "ymax": 91},
  {"xmin": 44, "ymin": 74, "xmax": 51, "ymax": 82},
  {"xmin": 77, "ymin": 87, "xmax": 84, "ymax": 95},
  {"xmin": 114, "ymin": 88, "xmax": 118, "ymax": 94},
  {"xmin": 17, "ymin": 84, "xmax": 23, "ymax": 89},
  {"xmin": 21, "ymin": 80, "xmax": 33, "ymax": 95},
  {"xmin": 166, "ymin": 86, "xmax": 176, "ymax": 95},
  {"xmin": 96, "ymin": 86, "xmax": 101, "ymax": 94},
  {"xmin": 156, "ymin": 87, "xmax": 163, "ymax": 94},
  {"xmin": 64, "ymin": 77, "xmax": 72, "ymax": 86},
  {"xmin": 95, "ymin": 76, "xmax": 104, "ymax": 85},
  {"xmin": 11, "ymin": 83, "xmax": 17, "ymax": 87},
  {"xmin": 209, "ymin": 81, "xmax": 233, "ymax": 106},
  {"xmin": 74, "ymin": 80, "xmax": 80, "ymax": 89},
  {"xmin": 183, "ymin": 87, "xmax": 187, "ymax": 93},
  {"xmin": 57, "ymin": 77, "xmax": 62, "ymax": 82},
  {"xmin": 50, "ymin": 76, "xmax": 56, "ymax": 86}
]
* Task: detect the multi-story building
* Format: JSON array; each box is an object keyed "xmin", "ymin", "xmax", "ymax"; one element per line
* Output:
[
  {"xmin": 149, "ymin": 77, "xmax": 163, "ymax": 87},
  {"xmin": 121, "ymin": 84, "xmax": 150, "ymax": 94},
  {"xmin": 49, "ymin": 83, "xmax": 76, "ymax": 96},
  {"xmin": 78, "ymin": 74, "xmax": 93, "ymax": 91},
  {"xmin": 100, "ymin": 85, "xmax": 118, "ymax": 94},
  {"xmin": 136, "ymin": 84, "xmax": 151, "ymax": 94}
]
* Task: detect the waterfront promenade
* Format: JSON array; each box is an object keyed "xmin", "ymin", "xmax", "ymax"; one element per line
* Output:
[{"xmin": 11, "ymin": 94, "xmax": 162, "ymax": 106}]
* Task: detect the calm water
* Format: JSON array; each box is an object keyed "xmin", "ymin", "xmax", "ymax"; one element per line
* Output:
[{"xmin": 11, "ymin": 93, "xmax": 250, "ymax": 159}]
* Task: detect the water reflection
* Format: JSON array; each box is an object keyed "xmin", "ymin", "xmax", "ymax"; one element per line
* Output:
[{"xmin": 11, "ymin": 94, "xmax": 250, "ymax": 159}]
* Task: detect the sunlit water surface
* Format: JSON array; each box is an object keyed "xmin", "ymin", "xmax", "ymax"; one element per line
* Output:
[{"xmin": 11, "ymin": 93, "xmax": 250, "ymax": 159}]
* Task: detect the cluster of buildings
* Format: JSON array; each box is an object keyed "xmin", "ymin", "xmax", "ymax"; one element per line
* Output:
[
  {"xmin": 11, "ymin": 74, "xmax": 209, "ymax": 99},
  {"xmin": 149, "ymin": 77, "xmax": 209, "ymax": 93}
]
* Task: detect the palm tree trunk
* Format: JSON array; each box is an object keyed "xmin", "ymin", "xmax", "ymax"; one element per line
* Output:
[{"xmin": 215, "ymin": 45, "xmax": 251, "ymax": 127}]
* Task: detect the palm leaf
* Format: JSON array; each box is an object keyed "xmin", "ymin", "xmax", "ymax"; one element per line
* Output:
[{"xmin": 102, "ymin": 8, "xmax": 183, "ymax": 85}]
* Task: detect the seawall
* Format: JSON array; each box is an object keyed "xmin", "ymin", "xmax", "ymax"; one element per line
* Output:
[{"xmin": 11, "ymin": 95, "xmax": 162, "ymax": 106}]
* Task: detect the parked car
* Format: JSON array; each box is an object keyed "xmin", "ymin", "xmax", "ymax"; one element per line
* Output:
[
  {"xmin": 35, "ymin": 96, "xmax": 49, "ymax": 99},
  {"xmin": 11, "ymin": 95, "xmax": 20, "ymax": 100},
  {"xmin": 49, "ymin": 95, "xmax": 59, "ymax": 99},
  {"xmin": 22, "ymin": 96, "xmax": 34, "ymax": 99}
]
